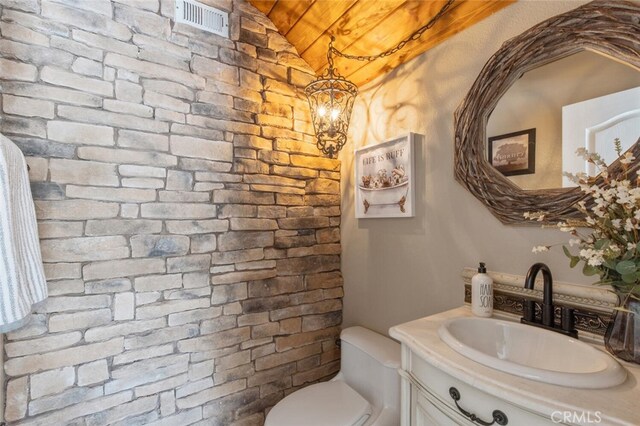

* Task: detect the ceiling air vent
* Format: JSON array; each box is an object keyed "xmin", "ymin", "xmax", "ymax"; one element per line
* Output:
[{"xmin": 175, "ymin": 0, "xmax": 229, "ymax": 38}]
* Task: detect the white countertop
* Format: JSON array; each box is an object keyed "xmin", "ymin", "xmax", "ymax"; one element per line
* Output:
[{"xmin": 389, "ymin": 306, "xmax": 639, "ymax": 426}]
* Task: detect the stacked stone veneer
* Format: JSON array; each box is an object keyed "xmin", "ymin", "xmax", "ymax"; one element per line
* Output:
[{"xmin": 0, "ymin": 0, "xmax": 342, "ymax": 424}]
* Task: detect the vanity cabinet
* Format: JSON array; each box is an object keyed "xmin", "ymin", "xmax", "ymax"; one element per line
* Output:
[
  {"xmin": 391, "ymin": 307, "xmax": 638, "ymax": 426},
  {"xmin": 400, "ymin": 347, "xmax": 554, "ymax": 426}
]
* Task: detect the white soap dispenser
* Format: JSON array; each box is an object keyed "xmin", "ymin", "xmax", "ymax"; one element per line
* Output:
[{"xmin": 471, "ymin": 262, "xmax": 493, "ymax": 317}]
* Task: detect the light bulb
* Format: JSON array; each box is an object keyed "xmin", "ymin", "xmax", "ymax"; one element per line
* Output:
[
  {"xmin": 330, "ymin": 109, "xmax": 340, "ymax": 121},
  {"xmin": 317, "ymin": 106, "xmax": 327, "ymax": 117}
]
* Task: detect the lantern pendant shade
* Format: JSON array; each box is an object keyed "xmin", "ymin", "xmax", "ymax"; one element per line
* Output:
[
  {"xmin": 302, "ymin": 1, "xmax": 456, "ymax": 157},
  {"xmin": 305, "ymin": 73, "xmax": 358, "ymax": 158}
]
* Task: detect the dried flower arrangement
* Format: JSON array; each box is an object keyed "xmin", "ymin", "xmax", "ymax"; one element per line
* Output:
[
  {"xmin": 527, "ymin": 139, "xmax": 640, "ymax": 363},
  {"xmin": 528, "ymin": 139, "xmax": 639, "ymax": 299}
]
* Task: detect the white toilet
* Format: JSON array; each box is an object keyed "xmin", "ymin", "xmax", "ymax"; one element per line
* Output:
[{"xmin": 265, "ymin": 326, "xmax": 401, "ymax": 426}]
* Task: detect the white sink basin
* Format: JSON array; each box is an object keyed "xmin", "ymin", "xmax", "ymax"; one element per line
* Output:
[{"xmin": 438, "ymin": 317, "xmax": 627, "ymax": 389}]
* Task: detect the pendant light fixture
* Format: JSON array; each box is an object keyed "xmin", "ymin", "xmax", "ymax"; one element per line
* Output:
[
  {"xmin": 304, "ymin": 0, "xmax": 456, "ymax": 158},
  {"xmin": 304, "ymin": 37, "xmax": 358, "ymax": 158}
]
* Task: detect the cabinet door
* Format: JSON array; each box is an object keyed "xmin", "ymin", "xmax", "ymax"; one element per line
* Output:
[
  {"xmin": 409, "ymin": 352, "xmax": 555, "ymax": 425},
  {"xmin": 411, "ymin": 384, "xmax": 466, "ymax": 426}
]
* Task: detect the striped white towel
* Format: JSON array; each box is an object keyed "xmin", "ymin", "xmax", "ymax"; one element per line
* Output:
[{"xmin": 0, "ymin": 134, "xmax": 47, "ymax": 333}]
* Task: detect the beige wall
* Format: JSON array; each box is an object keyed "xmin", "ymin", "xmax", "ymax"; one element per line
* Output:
[{"xmin": 340, "ymin": 0, "xmax": 597, "ymax": 336}]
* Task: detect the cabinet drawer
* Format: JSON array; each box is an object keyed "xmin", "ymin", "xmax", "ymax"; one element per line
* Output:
[{"xmin": 409, "ymin": 352, "xmax": 555, "ymax": 425}]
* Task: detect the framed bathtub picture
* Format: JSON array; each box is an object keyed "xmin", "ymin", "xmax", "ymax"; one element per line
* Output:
[{"xmin": 355, "ymin": 133, "xmax": 416, "ymax": 218}]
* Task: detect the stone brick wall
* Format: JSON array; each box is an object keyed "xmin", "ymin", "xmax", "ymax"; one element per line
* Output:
[{"xmin": 0, "ymin": 0, "xmax": 343, "ymax": 424}]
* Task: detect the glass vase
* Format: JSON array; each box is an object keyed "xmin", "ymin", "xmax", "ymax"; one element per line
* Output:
[{"xmin": 604, "ymin": 294, "xmax": 640, "ymax": 364}]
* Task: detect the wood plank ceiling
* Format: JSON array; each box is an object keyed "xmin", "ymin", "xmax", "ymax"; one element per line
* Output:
[{"xmin": 249, "ymin": 0, "xmax": 515, "ymax": 87}]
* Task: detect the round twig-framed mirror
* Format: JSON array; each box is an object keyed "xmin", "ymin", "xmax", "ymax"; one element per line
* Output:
[{"xmin": 454, "ymin": 0, "xmax": 640, "ymax": 225}]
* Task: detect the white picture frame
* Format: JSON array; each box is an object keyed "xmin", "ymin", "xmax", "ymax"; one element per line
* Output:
[{"xmin": 355, "ymin": 133, "xmax": 416, "ymax": 218}]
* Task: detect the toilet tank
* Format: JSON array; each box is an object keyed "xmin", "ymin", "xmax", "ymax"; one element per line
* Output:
[{"xmin": 339, "ymin": 327, "xmax": 401, "ymax": 422}]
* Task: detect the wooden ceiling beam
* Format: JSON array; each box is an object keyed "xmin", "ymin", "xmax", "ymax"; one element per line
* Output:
[
  {"xmin": 268, "ymin": 0, "xmax": 316, "ymax": 36},
  {"xmin": 344, "ymin": 0, "xmax": 514, "ymax": 86},
  {"xmin": 248, "ymin": 0, "xmax": 515, "ymax": 88},
  {"xmin": 250, "ymin": 0, "xmax": 277, "ymax": 15},
  {"xmin": 285, "ymin": 0, "xmax": 360, "ymax": 55},
  {"xmin": 331, "ymin": 0, "xmax": 457, "ymax": 78},
  {"xmin": 301, "ymin": 0, "xmax": 407, "ymax": 72}
]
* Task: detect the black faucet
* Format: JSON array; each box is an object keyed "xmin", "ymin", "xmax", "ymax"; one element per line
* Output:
[{"xmin": 521, "ymin": 263, "xmax": 577, "ymax": 337}]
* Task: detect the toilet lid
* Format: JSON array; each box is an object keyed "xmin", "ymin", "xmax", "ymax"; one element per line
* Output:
[{"xmin": 266, "ymin": 381, "xmax": 372, "ymax": 426}]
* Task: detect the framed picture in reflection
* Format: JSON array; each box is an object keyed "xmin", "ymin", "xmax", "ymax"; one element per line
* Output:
[{"xmin": 488, "ymin": 128, "xmax": 536, "ymax": 176}]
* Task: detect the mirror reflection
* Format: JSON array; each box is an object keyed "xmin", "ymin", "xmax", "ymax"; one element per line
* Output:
[{"xmin": 486, "ymin": 51, "xmax": 640, "ymax": 191}]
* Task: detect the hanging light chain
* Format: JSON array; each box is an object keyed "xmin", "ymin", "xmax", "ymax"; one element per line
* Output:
[
  {"xmin": 328, "ymin": 0, "xmax": 456, "ymax": 62},
  {"xmin": 326, "ymin": 36, "xmax": 337, "ymax": 77},
  {"xmin": 306, "ymin": 0, "xmax": 456, "ymax": 157}
]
